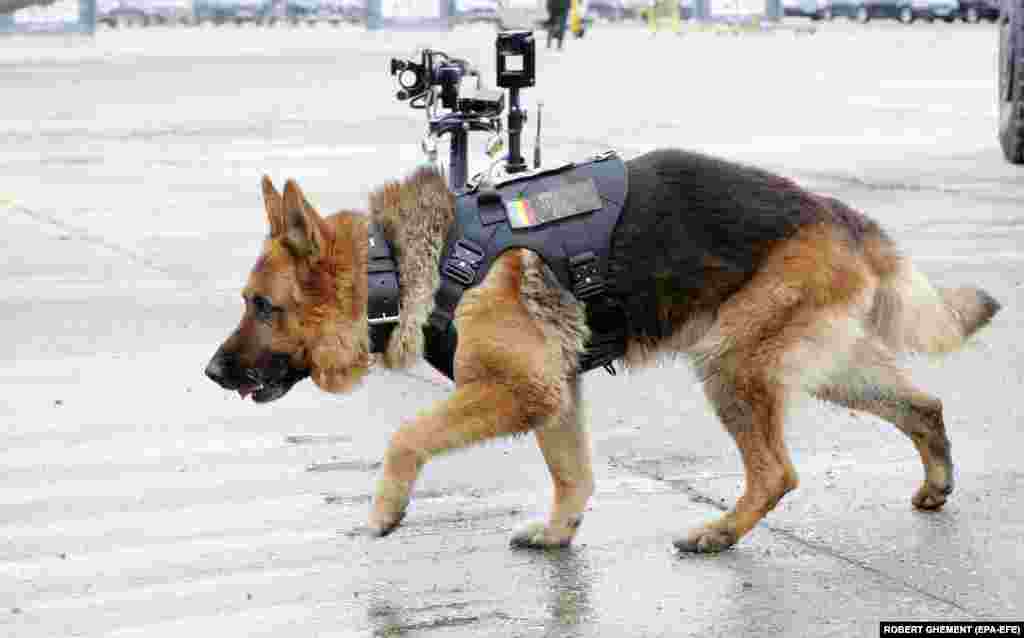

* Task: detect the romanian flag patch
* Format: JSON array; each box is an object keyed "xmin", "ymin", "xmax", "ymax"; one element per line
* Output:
[
  {"xmin": 504, "ymin": 178, "xmax": 603, "ymax": 229},
  {"xmin": 507, "ymin": 197, "xmax": 538, "ymax": 227}
]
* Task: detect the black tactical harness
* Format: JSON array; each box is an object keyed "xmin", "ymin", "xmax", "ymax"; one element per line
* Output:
[
  {"xmin": 428, "ymin": 152, "xmax": 630, "ymax": 378},
  {"xmin": 367, "ymin": 152, "xmax": 629, "ymax": 379}
]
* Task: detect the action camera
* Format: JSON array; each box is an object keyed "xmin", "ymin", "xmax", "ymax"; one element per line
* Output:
[{"xmin": 496, "ymin": 30, "xmax": 536, "ymax": 90}]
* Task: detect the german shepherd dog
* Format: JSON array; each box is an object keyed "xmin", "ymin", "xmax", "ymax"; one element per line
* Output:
[{"xmin": 205, "ymin": 149, "xmax": 1000, "ymax": 552}]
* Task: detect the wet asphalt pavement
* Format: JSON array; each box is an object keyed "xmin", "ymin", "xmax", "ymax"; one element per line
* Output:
[{"xmin": 1, "ymin": 19, "xmax": 1022, "ymax": 637}]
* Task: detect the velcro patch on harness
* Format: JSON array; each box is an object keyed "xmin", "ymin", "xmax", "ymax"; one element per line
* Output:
[{"xmin": 504, "ymin": 178, "xmax": 604, "ymax": 229}]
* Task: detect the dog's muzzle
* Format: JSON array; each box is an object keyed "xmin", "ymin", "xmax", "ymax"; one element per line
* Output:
[{"xmin": 205, "ymin": 350, "xmax": 309, "ymax": 403}]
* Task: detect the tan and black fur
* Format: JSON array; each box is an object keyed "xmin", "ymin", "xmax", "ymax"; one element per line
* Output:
[{"xmin": 206, "ymin": 149, "xmax": 1001, "ymax": 552}]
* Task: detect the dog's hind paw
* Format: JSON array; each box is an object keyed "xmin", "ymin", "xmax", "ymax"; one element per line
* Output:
[
  {"xmin": 366, "ymin": 511, "xmax": 405, "ymax": 538},
  {"xmin": 509, "ymin": 519, "xmax": 579, "ymax": 549},
  {"xmin": 344, "ymin": 523, "xmax": 397, "ymax": 539},
  {"xmin": 673, "ymin": 526, "xmax": 737, "ymax": 553}
]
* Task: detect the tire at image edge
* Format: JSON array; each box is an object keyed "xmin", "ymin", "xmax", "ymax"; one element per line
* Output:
[{"xmin": 999, "ymin": 6, "xmax": 1024, "ymax": 164}]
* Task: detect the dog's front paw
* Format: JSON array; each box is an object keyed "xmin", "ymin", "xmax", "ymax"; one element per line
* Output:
[
  {"xmin": 365, "ymin": 510, "xmax": 405, "ymax": 538},
  {"xmin": 509, "ymin": 517, "xmax": 580, "ymax": 549},
  {"xmin": 673, "ymin": 525, "xmax": 737, "ymax": 554},
  {"xmin": 369, "ymin": 473, "xmax": 414, "ymax": 537},
  {"xmin": 912, "ymin": 479, "xmax": 953, "ymax": 511},
  {"xmin": 368, "ymin": 492, "xmax": 408, "ymax": 538}
]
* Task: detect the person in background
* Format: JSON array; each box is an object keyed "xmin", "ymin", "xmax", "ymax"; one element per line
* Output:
[{"xmin": 546, "ymin": 0, "xmax": 571, "ymax": 49}]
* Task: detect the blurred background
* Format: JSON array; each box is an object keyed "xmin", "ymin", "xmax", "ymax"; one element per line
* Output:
[{"xmin": 0, "ymin": 0, "xmax": 1003, "ymax": 36}]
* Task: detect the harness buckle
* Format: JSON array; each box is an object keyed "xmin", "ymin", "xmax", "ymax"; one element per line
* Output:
[
  {"xmin": 578, "ymin": 323, "xmax": 626, "ymax": 374},
  {"xmin": 443, "ymin": 239, "xmax": 485, "ymax": 286},
  {"xmin": 569, "ymin": 251, "xmax": 604, "ymax": 300}
]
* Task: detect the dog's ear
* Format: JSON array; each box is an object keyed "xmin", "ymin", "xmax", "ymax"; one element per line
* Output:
[
  {"xmin": 281, "ymin": 179, "xmax": 324, "ymax": 260},
  {"xmin": 261, "ymin": 175, "xmax": 285, "ymax": 237}
]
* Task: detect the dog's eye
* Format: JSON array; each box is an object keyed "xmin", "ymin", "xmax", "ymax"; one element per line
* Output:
[{"xmin": 252, "ymin": 295, "xmax": 280, "ymax": 321}]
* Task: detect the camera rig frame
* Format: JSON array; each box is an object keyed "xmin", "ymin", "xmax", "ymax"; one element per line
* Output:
[{"xmin": 389, "ymin": 31, "xmax": 538, "ymax": 191}]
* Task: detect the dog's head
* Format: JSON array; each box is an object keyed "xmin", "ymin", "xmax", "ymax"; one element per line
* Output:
[{"xmin": 205, "ymin": 177, "xmax": 370, "ymax": 403}]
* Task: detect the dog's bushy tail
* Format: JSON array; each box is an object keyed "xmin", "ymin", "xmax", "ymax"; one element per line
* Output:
[{"xmin": 866, "ymin": 241, "xmax": 1001, "ymax": 355}]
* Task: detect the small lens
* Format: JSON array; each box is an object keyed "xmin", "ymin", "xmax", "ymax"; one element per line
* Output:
[
  {"xmin": 399, "ymin": 69, "xmax": 419, "ymax": 89},
  {"xmin": 503, "ymin": 54, "xmax": 524, "ymax": 72}
]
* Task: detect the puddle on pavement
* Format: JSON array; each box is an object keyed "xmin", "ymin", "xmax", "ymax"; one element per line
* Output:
[
  {"xmin": 284, "ymin": 433, "xmax": 352, "ymax": 445},
  {"xmin": 306, "ymin": 459, "xmax": 381, "ymax": 472}
]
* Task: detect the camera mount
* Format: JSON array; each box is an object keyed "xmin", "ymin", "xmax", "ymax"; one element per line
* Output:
[{"xmin": 389, "ymin": 31, "xmax": 538, "ymax": 191}]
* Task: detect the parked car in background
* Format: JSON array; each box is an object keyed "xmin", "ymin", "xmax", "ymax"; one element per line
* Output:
[
  {"xmin": 588, "ymin": 0, "xmax": 625, "ymax": 20},
  {"xmin": 97, "ymin": 0, "xmax": 192, "ymax": 25},
  {"xmin": 0, "ymin": 0, "xmax": 57, "ymax": 13},
  {"xmin": 330, "ymin": 0, "xmax": 366, "ymax": 22},
  {"xmin": 783, "ymin": 0, "xmax": 829, "ymax": 18},
  {"xmin": 958, "ymin": 0, "xmax": 997, "ymax": 21},
  {"xmin": 282, "ymin": 0, "xmax": 319, "ymax": 22},
  {"xmin": 96, "ymin": 0, "xmax": 123, "ymax": 25},
  {"xmin": 282, "ymin": 0, "xmax": 362, "ymax": 23},
  {"xmin": 905, "ymin": 0, "xmax": 957, "ymax": 20},
  {"xmin": 853, "ymin": 0, "xmax": 911, "ymax": 22},
  {"xmin": 453, "ymin": 0, "xmax": 500, "ymax": 23},
  {"xmin": 194, "ymin": 0, "xmax": 271, "ymax": 23},
  {"xmin": 925, "ymin": 0, "xmax": 959, "ymax": 19},
  {"xmin": 823, "ymin": 0, "xmax": 864, "ymax": 19}
]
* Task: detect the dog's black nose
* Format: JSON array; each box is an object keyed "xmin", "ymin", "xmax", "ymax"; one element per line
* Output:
[{"xmin": 205, "ymin": 355, "xmax": 232, "ymax": 389}]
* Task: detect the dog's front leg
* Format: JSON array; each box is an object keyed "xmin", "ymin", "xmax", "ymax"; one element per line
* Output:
[
  {"xmin": 368, "ymin": 379, "xmax": 538, "ymax": 537},
  {"xmin": 510, "ymin": 378, "xmax": 594, "ymax": 548}
]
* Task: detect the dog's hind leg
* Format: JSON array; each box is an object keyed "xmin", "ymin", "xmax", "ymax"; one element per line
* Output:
[
  {"xmin": 510, "ymin": 378, "xmax": 595, "ymax": 548},
  {"xmin": 674, "ymin": 363, "xmax": 799, "ymax": 553},
  {"xmin": 813, "ymin": 340, "xmax": 953, "ymax": 511},
  {"xmin": 671, "ymin": 248, "xmax": 814, "ymax": 553}
]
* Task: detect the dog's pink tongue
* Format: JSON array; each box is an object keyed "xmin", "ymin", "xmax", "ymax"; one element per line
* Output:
[{"xmin": 238, "ymin": 385, "xmax": 256, "ymax": 399}]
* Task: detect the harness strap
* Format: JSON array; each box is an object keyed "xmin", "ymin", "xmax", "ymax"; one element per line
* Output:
[
  {"xmin": 422, "ymin": 209, "xmax": 503, "ymax": 379},
  {"xmin": 367, "ymin": 222, "xmax": 401, "ymax": 354},
  {"xmin": 559, "ymin": 185, "xmax": 627, "ymax": 374}
]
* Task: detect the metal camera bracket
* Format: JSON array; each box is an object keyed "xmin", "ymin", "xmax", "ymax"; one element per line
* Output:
[{"xmin": 389, "ymin": 31, "xmax": 539, "ymax": 192}]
